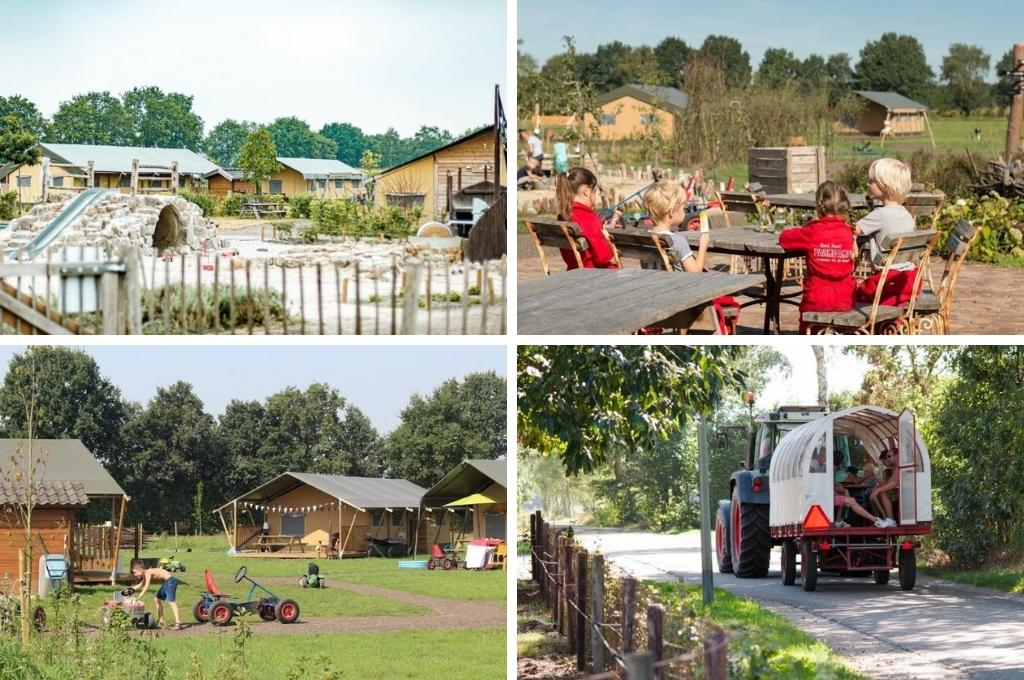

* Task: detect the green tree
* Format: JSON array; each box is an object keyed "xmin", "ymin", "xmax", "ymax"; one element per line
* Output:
[
  {"xmin": 49, "ymin": 91, "xmax": 134, "ymax": 145},
  {"xmin": 359, "ymin": 148, "xmax": 382, "ymax": 175},
  {"xmin": 654, "ymin": 37, "xmax": 692, "ymax": 86},
  {"xmin": 406, "ymin": 126, "xmax": 454, "ymax": 159},
  {"xmin": 381, "ymin": 372, "xmax": 506, "ymax": 488},
  {"xmin": 122, "ymin": 86, "xmax": 204, "ymax": 149},
  {"xmin": 617, "ymin": 45, "xmax": 663, "ymax": 86},
  {"xmin": 364, "ymin": 128, "xmax": 404, "ymax": 168},
  {"xmin": 268, "ymin": 116, "xmax": 338, "ymax": 159},
  {"xmin": 236, "ymin": 127, "xmax": 281, "ymax": 196},
  {"xmin": 580, "ymin": 41, "xmax": 632, "ymax": 92},
  {"xmin": 320, "ymin": 122, "xmax": 367, "ymax": 167},
  {"xmin": 335, "ymin": 405, "xmax": 381, "ymax": 476},
  {"xmin": 798, "ymin": 54, "xmax": 830, "ymax": 92},
  {"xmin": 0, "ymin": 95, "xmax": 47, "ymax": 138},
  {"xmin": 696, "ymin": 35, "xmax": 751, "ymax": 89},
  {"xmin": 941, "ymin": 43, "xmax": 991, "ymax": 115},
  {"xmin": 844, "ymin": 346, "xmax": 952, "ymax": 419},
  {"xmin": 994, "ymin": 48, "xmax": 1019, "ymax": 106},
  {"xmin": 855, "ymin": 33, "xmax": 935, "ymax": 103},
  {"xmin": 0, "ymin": 115, "xmax": 40, "ymax": 166},
  {"xmin": 757, "ymin": 48, "xmax": 802, "ymax": 89},
  {"xmin": 204, "ymin": 119, "xmax": 257, "ymax": 166}
]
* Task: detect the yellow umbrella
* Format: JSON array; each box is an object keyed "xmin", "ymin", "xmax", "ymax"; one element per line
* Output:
[{"xmin": 443, "ymin": 493, "xmax": 496, "ymax": 507}]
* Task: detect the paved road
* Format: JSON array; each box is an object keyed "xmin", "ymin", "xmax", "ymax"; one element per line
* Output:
[{"xmin": 573, "ymin": 528, "xmax": 1024, "ymax": 680}]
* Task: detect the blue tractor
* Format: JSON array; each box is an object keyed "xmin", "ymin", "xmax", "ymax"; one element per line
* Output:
[{"xmin": 715, "ymin": 405, "xmax": 828, "ymax": 577}]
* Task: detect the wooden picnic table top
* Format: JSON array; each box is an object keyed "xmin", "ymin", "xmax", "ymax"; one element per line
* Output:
[
  {"xmin": 762, "ymin": 191, "xmax": 944, "ymax": 211},
  {"xmin": 682, "ymin": 226, "xmax": 799, "ymax": 257},
  {"xmin": 518, "ymin": 268, "xmax": 762, "ymax": 335}
]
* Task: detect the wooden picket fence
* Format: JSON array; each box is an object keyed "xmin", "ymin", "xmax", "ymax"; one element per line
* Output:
[
  {"xmin": 0, "ymin": 245, "xmax": 506, "ymax": 335},
  {"xmin": 529, "ymin": 512, "xmax": 727, "ymax": 680}
]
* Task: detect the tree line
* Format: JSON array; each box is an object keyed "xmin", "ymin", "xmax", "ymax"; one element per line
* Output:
[
  {"xmin": 0, "ymin": 86, "xmax": 470, "ymax": 170},
  {"xmin": 519, "ymin": 32, "xmax": 1018, "ymax": 120},
  {"xmin": 0, "ymin": 347, "xmax": 506, "ymax": 531}
]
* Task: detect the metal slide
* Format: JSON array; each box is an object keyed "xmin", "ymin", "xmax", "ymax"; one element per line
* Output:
[{"xmin": 6, "ymin": 188, "xmax": 115, "ymax": 259}]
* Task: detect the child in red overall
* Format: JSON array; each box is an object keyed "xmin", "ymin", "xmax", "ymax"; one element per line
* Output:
[
  {"xmin": 555, "ymin": 167, "xmax": 618, "ymax": 270},
  {"xmin": 779, "ymin": 181, "xmax": 856, "ymax": 334}
]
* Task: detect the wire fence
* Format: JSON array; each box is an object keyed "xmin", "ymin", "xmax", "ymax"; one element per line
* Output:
[{"xmin": 528, "ymin": 511, "xmax": 727, "ymax": 680}]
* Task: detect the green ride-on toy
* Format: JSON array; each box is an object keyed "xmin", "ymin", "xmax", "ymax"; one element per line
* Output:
[
  {"xmin": 193, "ymin": 566, "xmax": 299, "ymax": 626},
  {"xmin": 158, "ymin": 551, "xmax": 186, "ymax": 573},
  {"xmin": 298, "ymin": 563, "xmax": 325, "ymax": 588}
]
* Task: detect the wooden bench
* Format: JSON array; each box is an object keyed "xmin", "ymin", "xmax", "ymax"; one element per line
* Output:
[
  {"xmin": 523, "ymin": 219, "xmax": 591, "ymax": 275},
  {"xmin": 239, "ymin": 202, "xmax": 288, "ymax": 219},
  {"xmin": 803, "ymin": 229, "xmax": 939, "ymax": 335},
  {"xmin": 908, "ymin": 220, "xmax": 978, "ymax": 334}
]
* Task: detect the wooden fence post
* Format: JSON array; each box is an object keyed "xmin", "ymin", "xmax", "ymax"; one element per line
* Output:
[
  {"xmin": 576, "ymin": 549, "xmax": 588, "ymax": 672},
  {"xmin": 130, "ymin": 159, "xmax": 139, "ymax": 197},
  {"xmin": 590, "ymin": 553, "xmax": 605, "ymax": 674},
  {"xmin": 625, "ymin": 651, "xmax": 655, "ymax": 680},
  {"xmin": 170, "ymin": 161, "xmax": 179, "ymax": 195},
  {"xmin": 102, "ymin": 266, "xmax": 122, "ymax": 334},
  {"xmin": 647, "ymin": 603, "xmax": 665, "ymax": 680},
  {"xmin": 622, "ymin": 576, "xmax": 637, "ymax": 655},
  {"xmin": 703, "ymin": 628, "xmax": 728, "ymax": 680},
  {"xmin": 529, "ymin": 512, "xmax": 538, "ymax": 583},
  {"xmin": 400, "ymin": 259, "xmax": 421, "ymax": 334},
  {"xmin": 87, "ymin": 160, "xmax": 94, "ymax": 188},
  {"xmin": 122, "ymin": 245, "xmax": 142, "ymax": 334},
  {"xmin": 554, "ymin": 533, "xmax": 563, "ymax": 632},
  {"xmin": 562, "ymin": 538, "xmax": 574, "ymax": 641},
  {"xmin": 40, "ymin": 156, "xmax": 50, "ymax": 203}
]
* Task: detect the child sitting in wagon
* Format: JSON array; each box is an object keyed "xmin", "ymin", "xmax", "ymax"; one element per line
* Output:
[
  {"xmin": 854, "ymin": 158, "xmax": 920, "ymax": 306},
  {"xmin": 778, "ymin": 181, "xmax": 856, "ymax": 334},
  {"xmin": 554, "ymin": 167, "xmax": 619, "ymax": 270}
]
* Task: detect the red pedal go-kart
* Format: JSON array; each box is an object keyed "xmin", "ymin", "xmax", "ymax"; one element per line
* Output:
[{"xmin": 193, "ymin": 566, "xmax": 299, "ymax": 626}]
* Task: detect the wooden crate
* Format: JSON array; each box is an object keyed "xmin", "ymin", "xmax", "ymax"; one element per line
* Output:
[{"xmin": 748, "ymin": 146, "xmax": 826, "ymax": 194}]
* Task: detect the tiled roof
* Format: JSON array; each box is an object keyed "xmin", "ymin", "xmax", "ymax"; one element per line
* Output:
[{"xmin": 0, "ymin": 480, "xmax": 89, "ymax": 506}]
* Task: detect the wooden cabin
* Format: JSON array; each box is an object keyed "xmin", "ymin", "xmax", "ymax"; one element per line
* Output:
[
  {"xmin": 218, "ymin": 472, "xmax": 429, "ymax": 558},
  {"xmin": 0, "ymin": 143, "xmax": 218, "ymax": 203},
  {"xmin": 265, "ymin": 158, "xmax": 365, "ymax": 198},
  {"xmin": 373, "ymin": 125, "xmax": 507, "ymax": 224},
  {"xmin": 0, "ymin": 439, "xmax": 129, "ymax": 586},
  {"xmin": 586, "ymin": 84, "xmax": 687, "ymax": 141},
  {"xmin": 202, "ymin": 168, "xmax": 255, "ymax": 196},
  {"xmin": 421, "ymin": 459, "xmax": 507, "ymax": 548},
  {"xmin": 851, "ymin": 91, "xmax": 928, "ymax": 136}
]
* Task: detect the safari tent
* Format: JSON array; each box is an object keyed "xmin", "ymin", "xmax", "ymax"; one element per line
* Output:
[
  {"xmin": 421, "ymin": 459, "xmax": 507, "ymax": 547},
  {"xmin": 587, "ymin": 84, "xmax": 688, "ymax": 141},
  {"xmin": 217, "ymin": 472, "xmax": 428, "ymax": 558},
  {"xmin": 851, "ymin": 91, "xmax": 930, "ymax": 137},
  {"xmin": 0, "ymin": 439, "xmax": 130, "ymax": 585}
]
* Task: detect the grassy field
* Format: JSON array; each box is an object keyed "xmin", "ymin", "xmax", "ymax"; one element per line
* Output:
[{"xmin": 923, "ymin": 565, "xmax": 1024, "ymax": 594}]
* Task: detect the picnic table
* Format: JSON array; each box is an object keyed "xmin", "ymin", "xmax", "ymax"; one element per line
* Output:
[
  {"xmin": 683, "ymin": 226, "xmax": 808, "ymax": 334},
  {"xmin": 518, "ymin": 268, "xmax": 762, "ymax": 335},
  {"xmin": 239, "ymin": 201, "xmax": 288, "ymax": 218},
  {"xmin": 253, "ymin": 534, "xmax": 306, "ymax": 553},
  {"xmin": 763, "ymin": 192, "xmax": 945, "ymax": 212}
]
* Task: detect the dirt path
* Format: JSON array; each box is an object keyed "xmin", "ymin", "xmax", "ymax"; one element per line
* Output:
[
  {"xmin": 148, "ymin": 577, "xmax": 504, "ymax": 637},
  {"xmin": 572, "ymin": 528, "xmax": 1024, "ymax": 679}
]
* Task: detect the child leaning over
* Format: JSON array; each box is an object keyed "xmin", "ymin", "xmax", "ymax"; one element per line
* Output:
[
  {"xmin": 641, "ymin": 180, "xmax": 709, "ymax": 272},
  {"xmin": 855, "ymin": 158, "xmax": 919, "ymax": 306},
  {"xmin": 779, "ymin": 181, "xmax": 856, "ymax": 334}
]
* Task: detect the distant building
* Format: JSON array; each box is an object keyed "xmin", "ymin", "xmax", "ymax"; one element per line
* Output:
[
  {"xmin": 202, "ymin": 167, "xmax": 255, "ymax": 196},
  {"xmin": 266, "ymin": 157, "xmax": 366, "ymax": 198},
  {"xmin": 586, "ymin": 84, "xmax": 688, "ymax": 141},
  {"xmin": 851, "ymin": 91, "xmax": 928, "ymax": 136}
]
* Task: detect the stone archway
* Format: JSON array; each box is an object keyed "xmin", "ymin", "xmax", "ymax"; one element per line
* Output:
[{"xmin": 152, "ymin": 205, "xmax": 185, "ymax": 251}]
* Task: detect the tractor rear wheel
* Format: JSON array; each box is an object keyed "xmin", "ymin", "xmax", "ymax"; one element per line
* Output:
[
  {"xmin": 210, "ymin": 602, "xmax": 233, "ymax": 626},
  {"xmin": 873, "ymin": 569, "xmax": 891, "ymax": 585},
  {"xmin": 715, "ymin": 500, "xmax": 733, "ymax": 573},
  {"xmin": 899, "ymin": 547, "xmax": 917, "ymax": 591},
  {"xmin": 801, "ymin": 541, "xmax": 818, "ymax": 592},
  {"xmin": 781, "ymin": 540, "xmax": 797, "ymax": 586},
  {"xmin": 427, "ymin": 559, "xmax": 437, "ymax": 570},
  {"xmin": 442, "ymin": 558, "xmax": 455, "ymax": 570},
  {"xmin": 275, "ymin": 599, "xmax": 300, "ymax": 624},
  {"xmin": 193, "ymin": 599, "xmax": 210, "ymax": 623},
  {"xmin": 730, "ymin": 486, "xmax": 770, "ymax": 578}
]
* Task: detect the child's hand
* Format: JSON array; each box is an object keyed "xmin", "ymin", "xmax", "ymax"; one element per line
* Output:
[
  {"xmin": 698, "ymin": 232, "xmax": 710, "ymax": 250},
  {"xmin": 603, "ymin": 210, "xmax": 622, "ymax": 229}
]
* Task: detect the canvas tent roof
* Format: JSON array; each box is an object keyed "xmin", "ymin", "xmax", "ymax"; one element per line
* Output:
[
  {"xmin": 0, "ymin": 439, "xmax": 125, "ymax": 497},
  {"xmin": 35, "ymin": 143, "xmax": 219, "ymax": 176},
  {"xmin": 853, "ymin": 91, "xmax": 928, "ymax": 112},
  {"xmin": 596, "ymin": 84, "xmax": 689, "ymax": 116},
  {"xmin": 222, "ymin": 472, "xmax": 426, "ymax": 512},
  {"xmin": 0, "ymin": 480, "xmax": 89, "ymax": 507},
  {"xmin": 276, "ymin": 157, "xmax": 364, "ymax": 180},
  {"xmin": 422, "ymin": 458, "xmax": 506, "ymax": 507}
]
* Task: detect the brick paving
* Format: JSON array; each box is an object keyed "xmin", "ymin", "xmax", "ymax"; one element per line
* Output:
[{"xmin": 517, "ymin": 234, "xmax": 1024, "ymax": 335}]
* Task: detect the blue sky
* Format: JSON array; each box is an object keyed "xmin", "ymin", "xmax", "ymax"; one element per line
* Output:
[
  {"xmin": 0, "ymin": 345, "xmax": 506, "ymax": 434},
  {"xmin": 519, "ymin": 0, "xmax": 1019, "ymax": 78},
  {"xmin": 1, "ymin": 0, "xmax": 506, "ymax": 136}
]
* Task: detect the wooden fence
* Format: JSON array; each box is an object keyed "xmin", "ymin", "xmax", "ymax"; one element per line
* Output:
[
  {"xmin": 0, "ymin": 245, "xmax": 506, "ymax": 335},
  {"xmin": 529, "ymin": 512, "xmax": 727, "ymax": 680}
]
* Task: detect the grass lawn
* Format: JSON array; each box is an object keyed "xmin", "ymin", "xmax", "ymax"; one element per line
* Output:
[
  {"xmin": 153, "ymin": 628, "xmax": 506, "ymax": 679},
  {"xmin": 923, "ymin": 565, "xmax": 1024, "ymax": 594}
]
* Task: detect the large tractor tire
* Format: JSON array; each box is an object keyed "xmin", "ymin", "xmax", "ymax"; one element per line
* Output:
[
  {"xmin": 801, "ymin": 541, "xmax": 818, "ymax": 592},
  {"xmin": 730, "ymin": 486, "xmax": 771, "ymax": 578},
  {"xmin": 899, "ymin": 547, "xmax": 917, "ymax": 591},
  {"xmin": 715, "ymin": 500, "xmax": 733, "ymax": 573},
  {"xmin": 780, "ymin": 539, "xmax": 797, "ymax": 586}
]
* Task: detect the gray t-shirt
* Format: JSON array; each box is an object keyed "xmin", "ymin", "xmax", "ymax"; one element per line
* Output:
[
  {"xmin": 857, "ymin": 204, "xmax": 916, "ymax": 270},
  {"xmin": 526, "ymin": 134, "xmax": 543, "ymax": 158},
  {"xmin": 642, "ymin": 231, "xmax": 694, "ymax": 271}
]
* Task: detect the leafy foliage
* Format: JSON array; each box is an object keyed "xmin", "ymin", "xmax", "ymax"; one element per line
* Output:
[
  {"xmin": 49, "ymin": 91, "xmax": 134, "ymax": 145},
  {"xmin": 309, "ymin": 198, "xmax": 421, "ymax": 239},
  {"xmin": 0, "ymin": 95, "xmax": 47, "ymax": 138},
  {"xmin": 933, "ymin": 194, "xmax": 1024, "ymax": 265},
  {"xmin": 122, "ymin": 86, "xmax": 204, "ymax": 150},
  {"xmin": 855, "ymin": 33, "xmax": 935, "ymax": 103},
  {"xmin": 178, "ymin": 189, "xmax": 219, "ymax": 217},
  {"xmin": 941, "ymin": 43, "xmax": 992, "ymax": 115},
  {"xmin": 0, "ymin": 191, "xmax": 17, "ymax": 221},
  {"xmin": 236, "ymin": 128, "xmax": 281, "ymax": 196},
  {"xmin": 288, "ymin": 193, "xmax": 314, "ymax": 218},
  {"xmin": 203, "ymin": 119, "xmax": 257, "ymax": 166},
  {"xmin": 0, "ymin": 115, "xmax": 39, "ymax": 166},
  {"xmin": 267, "ymin": 117, "xmax": 337, "ymax": 159}
]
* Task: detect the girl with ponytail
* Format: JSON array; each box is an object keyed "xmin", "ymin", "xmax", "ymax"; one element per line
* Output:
[{"xmin": 554, "ymin": 167, "xmax": 618, "ymax": 269}]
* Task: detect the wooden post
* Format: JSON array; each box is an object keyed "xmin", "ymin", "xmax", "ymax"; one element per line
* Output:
[
  {"xmin": 554, "ymin": 533, "xmax": 563, "ymax": 632},
  {"xmin": 40, "ymin": 156, "xmax": 50, "ymax": 203},
  {"xmin": 133, "ymin": 523, "xmax": 141, "ymax": 559},
  {"xmin": 1006, "ymin": 43, "xmax": 1024, "ymax": 160},
  {"xmin": 109, "ymin": 494, "xmax": 128, "ymax": 584},
  {"xmin": 562, "ymin": 538, "xmax": 574, "ymax": 642},
  {"xmin": 130, "ymin": 159, "xmax": 139, "ymax": 197},
  {"xmin": 576, "ymin": 549, "xmax": 588, "ymax": 672},
  {"xmin": 87, "ymin": 160, "xmax": 94, "ymax": 188},
  {"xmin": 647, "ymin": 603, "xmax": 665, "ymax": 680},
  {"xmin": 590, "ymin": 553, "xmax": 605, "ymax": 674},
  {"xmin": 123, "ymin": 245, "xmax": 142, "ymax": 334},
  {"xmin": 529, "ymin": 512, "xmax": 538, "ymax": 582},
  {"xmin": 493, "ymin": 84, "xmax": 502, "ymax": 204},
  {"xmin": 625, "ymin": 651, "xmax": 655, "ymax": 680},
  {"xmin": 622, "ymin": 576, "xmax": 637, "ymax": 655},
  {"xmin": 232, "ymin": 500, "xmax": 238, "ymax": 551},
  {"xmin": 102, "ymin": 267, "xmax": 121, "ymax": 334},
  {"xmin": 703, "ymin": 628, "xmax": 728, "ymax": 680},
  {"xmin": 400, "ymin": 259, "xmax": 421, "ymax": 334},
  {"xmin": 171, "ymin": 161, "xmax": 179, "ymax": 195}
]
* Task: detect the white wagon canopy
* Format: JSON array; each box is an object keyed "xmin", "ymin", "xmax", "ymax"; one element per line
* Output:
[{"xmin": 769, "ymin": 405, "xmax": 932, "ymax": 531}]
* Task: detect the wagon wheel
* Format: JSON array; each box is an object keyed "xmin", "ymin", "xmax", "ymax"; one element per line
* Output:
[
  {"xmin": 899, "ymin": 547, "xmax": 916, "ymax": 591},
  {"xmin": 873, "ymin": 569, "xmax": 891, "ymax": 585},
  {"xmin": 801, "ymin": 541, "xmax": 818, "ymax": 592},
  {"xmin": 715, "ymin": 500, "xmax": 733, "ymax": 573},
  {"xmin": 210, "ymin": 602, "xmax": 233, "ymax": 626},
  {"xmin": 275, "ymin": 599, "xmax": 300, "ymax": 624},
  {"xmin": 730, "ymin": 486, "xmax": 770, "ymax": 578},
  {"xmin": 781, "ymin": 540, "xmax": 797, "ymax": 586},
  {"xmin": 192, "ymin": 599, "xmax": 210, "ymax": 623}
]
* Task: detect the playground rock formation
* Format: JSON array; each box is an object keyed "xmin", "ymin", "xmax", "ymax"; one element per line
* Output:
[
  {"xmin": 259, "ymin": 239, "xmax": 463, "ymax": 272},
  {"xmin": 1, "ymin": 193, "xmax": 221, "ymax": 255}
]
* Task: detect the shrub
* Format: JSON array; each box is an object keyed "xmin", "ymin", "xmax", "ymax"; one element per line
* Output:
[
  {"xmin": 179, "ymin": 189, "xmax": 219, "ymax": 217},
  {"xmin": 289, "ymin": 193, "xmax": 314, "ymax": 218},
  {"xmin": 934, "ymin": 194, "xmax": 1024, "ymax": 265},
  {"xmin": 143, "ymin": 284, "xmax": 290, "ymax": 333},
  {"xmin": 831, "ymin": 150, "xmax": 976, "ymax": 198},
  {"xmin": 218, "ymin": 191, "xmax": 248, "ymax": 216},
  {"xmin": 0, "ymin": 191, "xmax": 18, "ymax": 220},
  {"xmin": 308, "ymin": 198, "xmax": 418, "ymax": 239}
]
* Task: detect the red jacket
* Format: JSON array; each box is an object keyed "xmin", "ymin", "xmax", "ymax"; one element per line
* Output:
[
  {"xmin": 778, "ymin": 216, "xmax": 855, "ymax": 313},
  {"xmin": 560, "ymin": 202, "xmax": 618, "ymax": 269}
]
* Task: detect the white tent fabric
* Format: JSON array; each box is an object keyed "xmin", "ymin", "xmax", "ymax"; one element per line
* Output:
[{"xmin": 768, "ymin": 405, "xmax": 931, "ymax": 527}]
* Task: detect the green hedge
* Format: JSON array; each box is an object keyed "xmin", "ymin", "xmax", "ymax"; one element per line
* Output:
[
  {"xmin": 309, "ymin": 199, "xmax": 421, "ymax": 239},
  {"xmin": 0, "ymin": 191, "xmax": 17, "ymax": 220},
  {"xmin": 935, "ymin": 194, "xmax": 1024, "ymax": 265}
]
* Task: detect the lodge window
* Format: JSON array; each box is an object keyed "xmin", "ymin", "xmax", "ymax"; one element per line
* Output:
[
  {"xmin": 317, "ymin": 179, "xmax": 326, "ymax": 189},
  {"xmin": 119, "ymin": 175, "xmax": 130, "ymax": 188},
  {"xmin": 386, "ymin": 193, "xmax": 425, "ymax": 208},
  {"xmin": 598, "ymin": 113, "xmax": 616, "ymax": 125},
  {"xmin": 640, "ymin": 113, "xmax": 659, "ymax": 125},
  {"xmin": 269, "ymin": 179, "xmax": 283, "ymax": 194},
  {"xmin": 431, "ymin": 509, "xmax": 445, "ymax": 526},
  {"xmin": 391, "ymin": 512, "xmax": 403, "ymax": 527},
  {"xmin": 51, "ymin": 176, "xmax": 64, "ymax": 187},
  {"xmin": 17, "ymin": 175, "xmax": 30, "ymax": 187},
  {"xmin": 371, "ymin": 511, "xmax": 384, "ymax": 527},
  {"xmin": 334, "ymin": 179, "xmax": 343, "ymax": 189},
  {"xmin": 484, "ymin": 512, "xmax": 506, "ymax": 540}
]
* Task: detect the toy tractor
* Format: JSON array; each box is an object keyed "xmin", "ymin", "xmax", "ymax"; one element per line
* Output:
[
  {"xmin": 158, "ymin": 551, "xmax": 186, "ymax": 573},
  {"xmin": 103, "ymin": 587, "xmax": 155, "ymax": 629},
  {"xmin": 426, "ymin": 543, "xmax": 463, "ymax": 570},
  {"xmin": 194, "ymin": 567, "xmax": 299, "ymax": 626},
  {"xmin": 298, "ymin": 563, "xmax": 325, "ymax": 588}
]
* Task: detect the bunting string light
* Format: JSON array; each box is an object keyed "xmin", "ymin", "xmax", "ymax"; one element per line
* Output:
[{"xmin": 242, "ymin": 501, "xmax": 340, "ymax": 514}]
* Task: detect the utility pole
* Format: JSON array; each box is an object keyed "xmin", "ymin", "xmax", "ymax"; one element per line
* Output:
[
  {"xmin": 697, "ymin": 414, "xmax": 714, "ymax": 605},
  {"xmin": 1006, "ymin": 43, "xmax": 1024, "ymax": 160}
]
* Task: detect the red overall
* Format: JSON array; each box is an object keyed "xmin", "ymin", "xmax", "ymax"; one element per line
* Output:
[
  {"xmin": 779, "ymin": 216, "xmax": 856, "ymax": 333},
  {"xmin": 560, "ymin": 202, "xmax": 619, "ymax": 270}
]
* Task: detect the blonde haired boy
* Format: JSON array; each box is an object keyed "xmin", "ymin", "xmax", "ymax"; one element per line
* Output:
[
  {"xmin": 641, "ymin": 180, "xmax": 709, "ymax": 272},
  {"xmin": 855, "ymin": 158, "xmax": 915, "ymax": 270}
]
